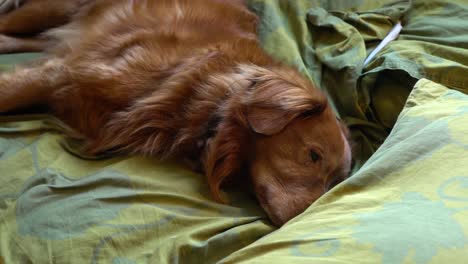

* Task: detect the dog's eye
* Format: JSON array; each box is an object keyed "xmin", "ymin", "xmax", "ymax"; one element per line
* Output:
[{"xmin": 309, "ymin": 150, "xmax": 321, "ymax": 163}]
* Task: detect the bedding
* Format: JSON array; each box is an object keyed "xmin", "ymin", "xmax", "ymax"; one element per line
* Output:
[{"xmin": 1, "ymin": 0, "xmax": 467, "ymax": 263}]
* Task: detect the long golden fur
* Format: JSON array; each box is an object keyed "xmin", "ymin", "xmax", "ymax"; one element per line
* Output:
[{"xmin": 0, "ymin": 0, "xmax": 352, "ymax": 225}]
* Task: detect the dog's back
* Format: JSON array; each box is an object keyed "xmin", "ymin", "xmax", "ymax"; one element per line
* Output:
[
  {"xmin": 47, "ymin": 0, "xmax": 259, "ymax": 55},
  {"xmin": 0, "ymin": 0, "xmax": 268, "ymax": 140},
  {"xmin": 15, "ymin": 0, "xmax": 269, "ymax": 144}
]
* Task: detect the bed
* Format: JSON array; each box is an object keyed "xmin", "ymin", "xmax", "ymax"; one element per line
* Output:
[{"xmin": 1, "ymin": 0, "xmax": 467, "ymax": 263}]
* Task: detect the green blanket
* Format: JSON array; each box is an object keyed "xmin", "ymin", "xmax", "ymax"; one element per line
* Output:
[{"xmin": 1, "ymin": 0, "xmax": 468, "ymax": 263}]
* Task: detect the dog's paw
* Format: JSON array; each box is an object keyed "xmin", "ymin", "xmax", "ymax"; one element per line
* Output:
[
  {"xmin": 0, "ymin": 0, "xmax": 23, "ymax": 14},
  {"xmin": 0, "ymin": 34, "xmax": 17, "ymax": 53}
]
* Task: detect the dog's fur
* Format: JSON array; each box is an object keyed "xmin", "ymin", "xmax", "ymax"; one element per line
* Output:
[{"xmin": 0, "ymin": 0, "xmax": 352, "ymax": 225}]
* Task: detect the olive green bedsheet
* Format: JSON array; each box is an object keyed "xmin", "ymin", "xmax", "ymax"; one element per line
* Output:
[{"xmin": 1, "ymin": 0, "xmax": 468, "ymax": 263}]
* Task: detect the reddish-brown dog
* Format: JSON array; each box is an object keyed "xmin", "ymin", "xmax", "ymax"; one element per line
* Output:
[{"xmin": 0, "ymin": 0, "xmax": 352, "ymax": 225}]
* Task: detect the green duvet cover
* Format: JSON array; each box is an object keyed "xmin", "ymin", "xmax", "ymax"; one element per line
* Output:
[{"xmin": 1, "ymin": 0, "xmax": 467, "ymax": 263}]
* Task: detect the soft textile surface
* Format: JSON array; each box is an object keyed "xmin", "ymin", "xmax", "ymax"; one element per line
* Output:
[
  {"xmin": 0, "ymin": 128, "xmax": 270, "ymax": 263},
  {"xmin": 1, "ymin": 0, "xmax": 468, "ymax": 263},
  {"xmin": 219, "ymin": 78, "xmax": 468, "ymax": 263}
]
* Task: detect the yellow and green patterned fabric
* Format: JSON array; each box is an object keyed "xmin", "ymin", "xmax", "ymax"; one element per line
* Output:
[{"xmin": 1, "ymin": 0, "xmax": 468, "ymax": 263}]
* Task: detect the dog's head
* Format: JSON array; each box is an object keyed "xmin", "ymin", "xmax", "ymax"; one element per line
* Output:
[{"xmin": 204, "ymin": 64, "xmax": 352, "ymax": 226}]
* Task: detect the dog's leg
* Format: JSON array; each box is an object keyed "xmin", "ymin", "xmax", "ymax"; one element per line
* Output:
[
  {"xmin": 0, "ymin": 58, "xmax": 68, "ymax": 112},
  {"xmin": 0, "ymin": 0, "xmax": 72, "ymax": 36},
  {"xmin": 0, "ymin": 34, "xmax": 51, "ymax": 53}
]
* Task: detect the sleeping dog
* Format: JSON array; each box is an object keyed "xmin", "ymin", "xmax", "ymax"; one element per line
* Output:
[{"xmin": 0, "ymin": 0, "xmax": 352, "ymax": 226}]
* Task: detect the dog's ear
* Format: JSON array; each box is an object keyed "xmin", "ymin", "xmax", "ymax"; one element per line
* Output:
[
  {"xmin": 246, "ymin": 104, "xmax": 325, "ymax": 135},
  {"xmin": 203, "ymin": 119, "xmax": 249, "ymax": 203},
  {"xmin": 241, "ymin": 65, "xmax": 327, "ymax": 135}
]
